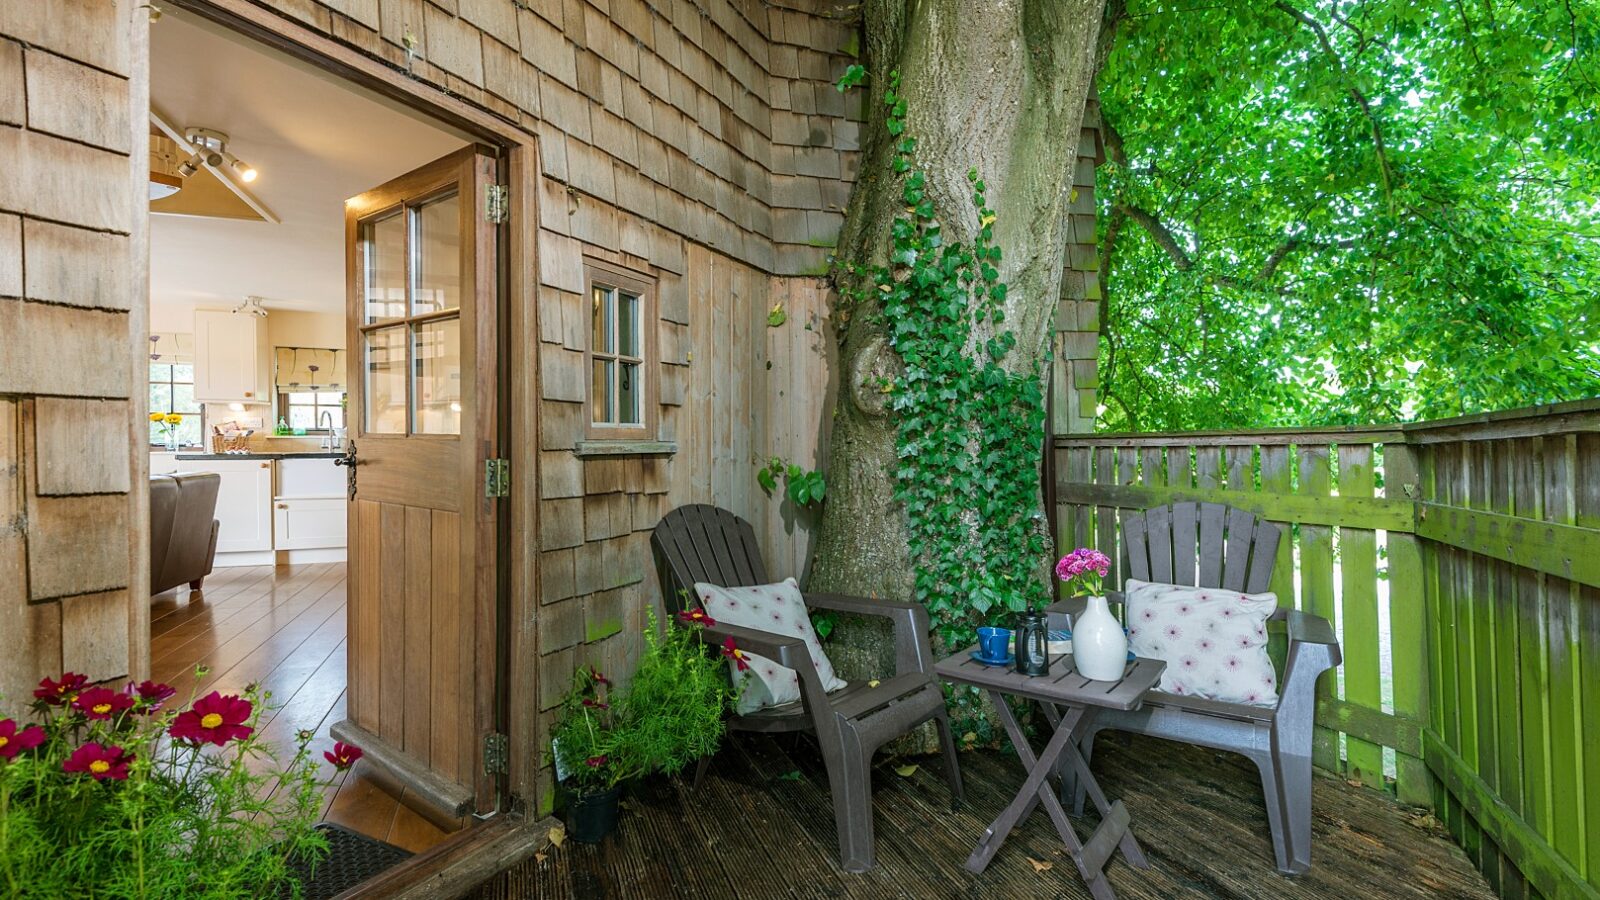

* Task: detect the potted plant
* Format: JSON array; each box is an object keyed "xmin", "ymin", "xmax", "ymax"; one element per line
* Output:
[
  {"xmin": 548, "ymin": 666, "xmax": 635, "ymax": 844},
  {"xmin": 548, "ymin": 612, "xmax": 736, "ymax": 843},
  {"xmin": 0, "ymin": 670, "xmax": 360, "ymax": 897}
]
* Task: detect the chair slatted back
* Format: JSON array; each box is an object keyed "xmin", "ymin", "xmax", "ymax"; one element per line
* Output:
[
  {"xmin": 651, "ymin": 504, "xmax": 771, "ymax": 615},
  {"xmin": 1122, "ymin": 501, "xmax": 1281, "ymax": 594}
]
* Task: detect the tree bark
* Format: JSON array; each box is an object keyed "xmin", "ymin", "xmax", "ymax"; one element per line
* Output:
[{"xmin": 809, "ymin": 0, "xmax": 1106, "ymax": 726}]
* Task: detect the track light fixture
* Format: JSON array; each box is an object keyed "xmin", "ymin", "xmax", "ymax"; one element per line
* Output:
[
  {"xmin": 180, "ymin": 127, "xmax": 257, "ymax": 183},
  {"xmin": 232, "ymin": 296, "xmax": 269, "ymax": 318}
]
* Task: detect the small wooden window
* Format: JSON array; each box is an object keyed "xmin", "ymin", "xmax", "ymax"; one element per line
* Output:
[{"xmin": 585, "ymin": 261, "xmax": 655, "ymax": 440}]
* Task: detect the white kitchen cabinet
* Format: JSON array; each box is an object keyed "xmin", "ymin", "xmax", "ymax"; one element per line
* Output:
[
  {"xmin": 272, "ymin": 498, "xmax": 347, "ymax": 550},
  {"xmin": 180, "ymin": 458, "xmax": 274, "ymax": 553},
  {"xmin": 193, "ymin": 309, "xmax": 269, "ymax": 402}
]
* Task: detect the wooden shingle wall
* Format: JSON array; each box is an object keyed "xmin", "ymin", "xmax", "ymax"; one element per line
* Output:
[
  {"xmin": 1052, "ymin": 98, "xmax": 1104, "ymax": 436},
  {"xmin": 0, "ymin": 0, "xmax": 148, "ymax": 711}
]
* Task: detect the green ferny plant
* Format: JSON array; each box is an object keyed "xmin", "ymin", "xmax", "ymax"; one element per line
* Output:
[{"xmin": 836, "ymin": 67, "xmax": 1052, "ymax": 732}]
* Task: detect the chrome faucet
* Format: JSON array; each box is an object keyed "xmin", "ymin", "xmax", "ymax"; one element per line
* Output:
[{"xmin": 318, "ymin": 410, "xmax": 336, "ymax": 451}]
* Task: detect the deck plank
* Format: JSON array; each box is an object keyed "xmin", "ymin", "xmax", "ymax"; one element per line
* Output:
[{"xmin": 477, "ymin": 731, "xmax": 1495, "ymax": 900}]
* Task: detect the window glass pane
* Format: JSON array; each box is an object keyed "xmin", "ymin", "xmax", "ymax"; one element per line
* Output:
[
  {"xmin": 412, "ymin": 192, "xmax": 461, "ymax": 315},
  {"xmin": 618, "ymin": 293, "xmax": 639, "ymax": 358},
  {"xmin": 413, "ymin": 317, "xmax": 461, "ymax": 435},
  {"xmin": 591, "ymin": 287, "xmax": 614, "ymax": 354},
  {"xmin": 619, "ymin": 361, "xmax": 640, "ymax": 425},
  {"xmin": 324, "ymin": 407, "xmax": 345, "ymax": 431},
  {"xmin": 288, "ymin": 404, "xmax": 316, "ymax": 430},
  {"xmin": 172, "ymin": 363, "xmax": 195, "ymax": 384},
  {"xmin": 317, "ymin": 391, "xmax": 344, "ymax": 404},
  {"xmin": 150, "ymin": 383, "xmax": 173, "ymax": 415},
  {"xmin": 364, "ymin": 326, "xmax": 407, "ymax": 433},
  {"xmin": 149, "ymin": 362, "xmax": 172, "ymax": 382},
  {"xmin": 362, "ymin": 211, "xmax": 406, "ymax": 324},
  {"xmin": 288, "ymin": 391, "xmax": 318, "ymax": 405},
  {"xmin": 177, "ymin": 417, "xmax": 203, "ymax": 447},
  {"xmin": 172, "ymin": 382, "xmax": 198, "ymax": 414},
  {"xmin": 591, "ymin": 359, "xmax": 613, "ymax": 424}
]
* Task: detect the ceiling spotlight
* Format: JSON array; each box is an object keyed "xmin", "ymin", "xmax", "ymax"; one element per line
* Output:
[
  {"xmin": 176, "ymin": 152, "xmax": 203, "ymax": 179},
  {"xmin": 228, "ymin": 155, "xmax": 258, "ymax": 182},
  {"xmin": 232, "ymin": 296, "xmax": 270, "ymax": 318},
  {"xmin": 183, "ymin": 127, "xmax": 257, "ymax": 182}
]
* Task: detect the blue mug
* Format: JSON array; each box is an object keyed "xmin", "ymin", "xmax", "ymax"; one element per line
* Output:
[{"xmin": 977, "ymin": 626, "xmax": 1010, "ymax": 661}]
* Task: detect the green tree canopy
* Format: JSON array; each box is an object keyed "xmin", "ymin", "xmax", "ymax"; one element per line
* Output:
[{"xmin": 1095, "ymin": 0, "xmax": 1600, "ymax": 431}]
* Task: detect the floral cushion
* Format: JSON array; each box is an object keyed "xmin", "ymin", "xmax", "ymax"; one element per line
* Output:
[
  {"xmin": 1124, "ymin": 578, "xmax": 1279, "ymax": 707},
  {"xmin": 693, "ymin": 578, "xmax": 847, "ymax": 714}
]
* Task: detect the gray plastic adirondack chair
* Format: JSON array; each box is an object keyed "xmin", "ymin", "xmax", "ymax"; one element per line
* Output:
[
  {"xmin": 651, "ymin": 504, "xmax": 964, "ymax": 873},
  {"xmin": 1051, "ymin": 501, "xmax": 1341, "ymax": 875}
]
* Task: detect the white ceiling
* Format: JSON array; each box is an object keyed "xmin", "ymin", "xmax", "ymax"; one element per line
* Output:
[{"xmin": 150, "ymin": 12, "xmax": 469, "ymax": 317}]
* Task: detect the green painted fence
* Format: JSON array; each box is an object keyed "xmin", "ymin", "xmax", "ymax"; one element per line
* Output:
[{"xmin": 1051, "ymin": 399, "xmax": 1600, "ymax": 900}]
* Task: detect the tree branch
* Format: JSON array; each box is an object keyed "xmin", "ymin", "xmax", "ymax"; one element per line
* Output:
[
  {"xmin": 1114, "ymin": 201, "xmax": 1355, "ymax": 293},
  {"xmin": 1274, "ymin": 0, "xmax": 1396, "ymax": 214}
]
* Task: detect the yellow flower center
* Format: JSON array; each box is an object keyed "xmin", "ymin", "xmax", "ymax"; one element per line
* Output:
[
  {"xmin": 200, "ymin": 712, "xmax": 224, "ymax": 729},
  {"xmin": 0, "ymin": 736, "xmax": 9, "ymax": 750},
  {"xmin": 93, "ymin": 703, "xmax": 112, "ymax": 715},
  {"xmin": 89, "ymin": 760, "xmax": 110, "ymax": 774}
]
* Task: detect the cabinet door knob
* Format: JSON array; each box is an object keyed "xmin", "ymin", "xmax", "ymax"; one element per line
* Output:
[
  {"xmin": 276, "ymin": 503, "xmax": 289, "ymax": 509},
  {"xmin": 260, "ymin": 462, "xmax": 271, "ymax": 468}
]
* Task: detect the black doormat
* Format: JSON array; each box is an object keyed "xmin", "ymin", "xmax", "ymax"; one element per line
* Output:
[{"xmin": 280, "ymin": 822, "xmax": 414, "ymax": 899}]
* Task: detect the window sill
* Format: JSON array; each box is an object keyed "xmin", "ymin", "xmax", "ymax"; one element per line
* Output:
[{"xmin": 573, "ymin": 440, "xmax": 677, "ymax": 458}]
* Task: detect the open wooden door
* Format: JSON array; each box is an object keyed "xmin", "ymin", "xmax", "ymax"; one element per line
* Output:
[{"xmin": 333, "ymin": 147, "xmax": 503, "ymax": 817}]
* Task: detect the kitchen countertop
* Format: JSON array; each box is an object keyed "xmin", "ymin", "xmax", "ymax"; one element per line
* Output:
[{"xmin": 174, "ymin": 451, "xmax": 344, "ymax": 460}]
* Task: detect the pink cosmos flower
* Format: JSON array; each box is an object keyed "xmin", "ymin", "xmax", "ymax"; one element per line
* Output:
[{"xmin": 0, "ymin": 719, "xmax": 46, "ymax": 760}]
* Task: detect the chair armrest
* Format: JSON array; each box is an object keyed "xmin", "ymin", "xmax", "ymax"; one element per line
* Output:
[
  {"xmin": 803, "ymin": 592, "xmax": 933, "ymax": 676},
  {"xmin": 697, "ymin": 621, "xmax": 810, "ymax": 672},
  {"xmin": 1274, "ymin": 609, "xmax": 1341, "ymax": 747}
]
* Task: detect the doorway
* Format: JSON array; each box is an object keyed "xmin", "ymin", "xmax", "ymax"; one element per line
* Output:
[{"xmin": 144, "ymin": 6, "xmax": 517, "ymax": 854}]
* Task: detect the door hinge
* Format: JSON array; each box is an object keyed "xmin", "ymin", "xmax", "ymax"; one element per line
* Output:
[
  {"xmin": 484, "ymin": 458, "xmax": 510, "ymax": 498},
  {"xmin": 482, "ymin": 732, "xmax": 509, "ymax": 776},
  {"xmin": 484, "ymin": 184, "xmax": 509, "ymax": 224}
]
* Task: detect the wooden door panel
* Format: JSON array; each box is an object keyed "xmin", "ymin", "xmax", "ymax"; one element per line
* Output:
[{"xmin": 335, "ymin": 146, "xmax": 500, "ymax": 817}]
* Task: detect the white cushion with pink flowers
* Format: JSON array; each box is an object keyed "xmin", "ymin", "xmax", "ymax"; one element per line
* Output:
[
  {"xmin": 694, "ymin": 578, "xmax": 847, "ymax": 714},
  {"xmin": 1124, "ymin": 578, "xmax": 1280, "ymax": 708}
]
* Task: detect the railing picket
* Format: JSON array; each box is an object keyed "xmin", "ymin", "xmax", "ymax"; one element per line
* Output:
[
  {"xmin": 1257, "ymin": 446, "xmax": 1296, "ymax": 610},
  {"xmin": 1384, "ymin": 442, "xmax": 1430, "ymax": 806},
  {"xmin": 1487, "ymin": 442, "xmax": 1525, "ymax": 831},
  {"xmin": 1573, "ymin": 433, "xmax": 1600, "ymax": 886},
  {"xmin": 1339, "ymin": 444, "xmax": 1384, "ymax": 789},
  {"xmin": 1297, "ymin": 444, "xmax": 1339, "ymax": 771},
  {"xmin": 1510, "ymin": 438, "xmax": 1552, "ymax": 847},
  {"xmin": 1094, "ymin": 447, "xmax": 1118, "ymax": 592}
]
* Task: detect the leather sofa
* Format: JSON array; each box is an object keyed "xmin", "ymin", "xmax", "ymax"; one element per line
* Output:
[{"xmin": 150, "ymin": 473, "xmax": 221, "ymax": 596}]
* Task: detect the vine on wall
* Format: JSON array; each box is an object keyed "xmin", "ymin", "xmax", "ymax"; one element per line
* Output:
[{"xmin": 836, "ymin": 67, "xmax": 1052, "ymax": 729}]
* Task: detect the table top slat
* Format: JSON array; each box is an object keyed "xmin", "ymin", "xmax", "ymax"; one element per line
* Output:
[{"xmin": 934, "ymin": 647, "xmax": 1165, "ymax": 711}]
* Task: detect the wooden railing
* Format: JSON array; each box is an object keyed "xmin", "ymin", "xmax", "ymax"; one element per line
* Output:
[{"xmin": 1051, "ymin": 399, "xmax": 1600, "ymax": 898}]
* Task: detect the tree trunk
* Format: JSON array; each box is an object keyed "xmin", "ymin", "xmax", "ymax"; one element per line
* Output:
[{"xmin": 809, "ymin": 0, "xmax": 1106, "ymax": 740}]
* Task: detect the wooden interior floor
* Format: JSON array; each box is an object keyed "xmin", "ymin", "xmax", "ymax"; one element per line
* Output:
[
  {"xmin": 150, "ymin": 562, "xmax": 458, "ymax": 855},
  {"xmin": 476, "ymin": 729, "xmax": 1495, "ymax": 900}
]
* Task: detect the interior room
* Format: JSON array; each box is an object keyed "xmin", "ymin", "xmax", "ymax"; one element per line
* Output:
[{"xmin": 145, "ymin": 9, "xmax": 470, "ymax": 853}]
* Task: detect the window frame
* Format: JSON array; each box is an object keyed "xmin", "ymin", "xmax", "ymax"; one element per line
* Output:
[
  {"xmin": 583, "ymin": 259, "xmax": 656, "ymax": 441},
  {"xmin": 148, "ymin": 360, "xmax": 204, "ymax": 448},
  {"xmin": 276, "ymin": 390, "xmax": 346, "ymax": 433}
]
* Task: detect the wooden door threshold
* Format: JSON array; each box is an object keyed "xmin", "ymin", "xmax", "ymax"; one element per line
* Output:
[{"xmin": 331, "ymin": 813, "xmax": 556, "ymax": 900}]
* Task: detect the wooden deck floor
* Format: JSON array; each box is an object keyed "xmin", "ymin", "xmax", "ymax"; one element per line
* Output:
[
  {"xmin": 150, "ymin": 562, "xmax": 456, "ymax": 854},
  {"xmin": 477, "ymin": 729, "xmax": 1494, "ymax": 899}
]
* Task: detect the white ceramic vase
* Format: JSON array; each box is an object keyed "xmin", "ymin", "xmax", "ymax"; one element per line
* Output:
[{"xmin": 1071, "ymin": 595, "xmax": 1128, "ymax": 681}]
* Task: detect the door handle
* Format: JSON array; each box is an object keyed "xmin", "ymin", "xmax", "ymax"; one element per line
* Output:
[{"xmin": 334, "ymin": 442, "xmax": 358, "ymax": 500}]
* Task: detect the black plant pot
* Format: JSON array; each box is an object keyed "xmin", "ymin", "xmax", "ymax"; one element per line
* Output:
[{"xmin": 566, "ymin": 785, "xmax": 621, "ymax": 844}]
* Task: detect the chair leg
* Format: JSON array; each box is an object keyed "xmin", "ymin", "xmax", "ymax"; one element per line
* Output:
[
  {"xmin": 1274, "ymin": 751, "xmax": 1314, "ymax": 874},
  {"xmin": 188, "ymin": 577, "xmax": 204, "ymax": 592},
  {"xmin": 932, "ymin": 711, "xmax": 964, "ymax": 811},
  {"xmin": 826, "ymin": 728, "xmax": 876, "ymax": 873},
  {"xmin": 1251, "ymin": 752, "xmax": 1291, "ymax": 874}
]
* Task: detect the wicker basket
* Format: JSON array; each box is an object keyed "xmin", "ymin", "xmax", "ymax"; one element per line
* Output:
[{"xmin": 210, "ymin": 428, "xmax": 252, "ymax": 454}]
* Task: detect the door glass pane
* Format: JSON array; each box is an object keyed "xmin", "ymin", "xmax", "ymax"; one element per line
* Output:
[
  {"xmin": 364, "ymin": 326, "xmax": 407, "ymax": 433},
  {"xmin": 591, "ymin": 359, "xmax": 613, "ymax": 424},
  {"xmin": 412, "ymin": 192, "xmax": 460, "ymax": 316},
  {"xmin": 618, "ymin": 293, "xmax": 639, "ymax": 358},
  {"xmin": 413, "ymin": 316, "xmax": 461, "ymax": 435},
  {"xmin": 619, "ymin": 361, "xmax": 640, "ymax": 425},
  {"xmin": 591, "ymin": 286, "xmax": 614, "ymax": 354},
  {"xmin": 362, "ymin": 211, "xmax": 406, "ymax": 323}
]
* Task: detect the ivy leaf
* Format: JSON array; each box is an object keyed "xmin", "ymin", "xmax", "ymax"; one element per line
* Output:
[{"xmin": 767, "ymin": 303, "xmax": 787, "ymax": 327}]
